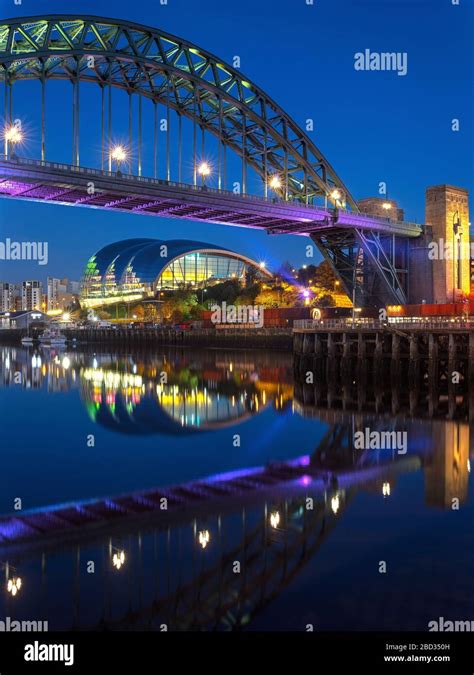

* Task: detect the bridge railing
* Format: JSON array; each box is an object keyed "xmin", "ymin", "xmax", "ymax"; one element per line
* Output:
[
  {"xmin": 1, "ymin": 155, "xmax": 422, "ymax": 231},
  {"xmin": 294, "ymin": 317, "xmax": 474, "ymax": 331},
  {"xmin": 0, "ymin": 154, "xmax": 330, "ymax": 211},
  {"xmin": 335, "ymin": 205, "xmax": 422, "ymax": 232},
  {"xmin": 294, "ymin": 318, "xmax": 386, "ymax": 330}
]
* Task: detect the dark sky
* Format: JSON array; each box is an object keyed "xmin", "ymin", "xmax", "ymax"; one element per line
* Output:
[{"xmin": 0, "ymin": 0, "xmax": 472, "ymax": 283}]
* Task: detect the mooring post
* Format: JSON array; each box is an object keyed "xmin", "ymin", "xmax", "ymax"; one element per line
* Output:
[
  {"xmin": 374, "ymin": 332, "xmax": 384, "ymax": 411},
  {"xmin": 356, "ymin": 333, "xmax": 366, "ymax": 386},
  {"xmin": 448, "ymin": 333, "xmax": 457, "ymax": 419},
  {"xmin": 341, "ymin": 332, "xmax": 351, "ymax": 384},
  {"xmin": 390, "ymin": 333, "xmax": 401, "ymax": 413},
  {"xmin": 428, "ymin": 333, "xmax": 439, "ymax": 416},
  {"xmin": 409, "ymin": 334, "xmax": 420, "ymax": 390}
]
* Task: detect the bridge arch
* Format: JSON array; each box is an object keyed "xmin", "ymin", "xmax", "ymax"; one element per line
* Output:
[{"xmin": 0, "ymin": 14, "xmax": 357, "ymax": 208}]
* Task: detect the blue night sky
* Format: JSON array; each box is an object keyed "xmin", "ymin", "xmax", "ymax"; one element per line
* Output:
[{"xmin": 0, "ymin": 0, "xmax": 472, "ymax": 283}]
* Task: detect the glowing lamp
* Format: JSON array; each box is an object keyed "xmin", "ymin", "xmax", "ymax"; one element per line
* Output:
[
  {"xmin": 7, "ymin": 577, "xmax": 22, "ymax": 596},
  {"xmin": 112, "ymin": 550, "xmax": 126, "ymax": 570},
  {"xmin": 110, "ymin": 145, "xmax": 127, "ymax": 163},
  {"xmin": 198, "ymin": 162, "xmax": 211, "ymax": 177},
  {"xmin": 269, "ymin": 175, "xmax": 282, "ymax": 190},
  {"xmin": 5, "ymin": 126, "xmax": 23, "ymax": 144},
  {"xmin": 270, "ymin": 511, "xmax": 280, "ymax": 529},
  {"xmin": 198, "ymin": 530, "xmax": 210, "ymax": 549}
]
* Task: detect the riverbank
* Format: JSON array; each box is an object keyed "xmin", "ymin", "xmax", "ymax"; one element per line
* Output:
[{"xmin": 0, "ymin": 327, "xmax": 293, "ymax": 350}]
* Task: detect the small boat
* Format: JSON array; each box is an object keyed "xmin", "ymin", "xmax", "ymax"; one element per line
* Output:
[
  {"xmin": 21, "ymin": 336, "xmax": 34, "ymax": 346},
  {"xmin": 38, "ymin": 328, "xmax": 67, "ymax": 347}
]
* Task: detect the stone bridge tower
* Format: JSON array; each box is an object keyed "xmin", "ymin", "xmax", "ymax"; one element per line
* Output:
[{"xmin": 425, "ymin": 185, "xmax": 470, "ymax": 304}]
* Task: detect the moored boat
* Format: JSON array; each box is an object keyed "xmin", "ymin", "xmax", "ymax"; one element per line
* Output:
[{"xmin": 38, "ymin": 328, "xmax": 67, "ymax": 347}]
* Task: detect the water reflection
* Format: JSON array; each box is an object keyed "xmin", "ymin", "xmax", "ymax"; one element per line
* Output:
[
  {"xmin": 0, "ymin": 346, "xmax": 473, "ymax": 631},
  {"xmin": 1, "ymin": 347, "xmax": 293, "ymax": 433}
]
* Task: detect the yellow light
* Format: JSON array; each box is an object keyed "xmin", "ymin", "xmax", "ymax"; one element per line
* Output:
[
  {"xmin": 198, "ymin": 530, "xmax": 210, "ymax": 549},
  {"xmin": 110, "ymin": 145, "xmax": 127, "ymax": 163},
  {"xmin": 331, "ymin": 495, "xmax": 340, "ymax": 514},
  {"xmin": 62, "ymin": 356, "xmax": 71, "ymax": 370},
  {"xmin": 382, "ymin": 202, "xmax": 392, "ymax": 210},
  {"xmin": 7, "ymin": 577, "xmax": 22, "ymax": 596},
  {"xmin": 112, "ymin": 550, "xmax": 126, "ymax": 570},
  {"xmin": 330, "ymin": 189, "xmax": 341, "ymax": 201},
  {"xmin": 62, "ymin": 312, "xmax": 70, "ymax": 322},
  {"xmin": 270, "ymin": 511, "xmax": 280, "ymax": 529},
  {"xmin": 198, "ymin": 162, "xmax": 211, "ymax": 177},
  {"xmin": 382, "ymin": 482, "xmax": 391, "ymax": 497},
  {"xmin": 5, "ymin": 126, "xmax": 23, "ymax": 144},
  {"xmin": 269, "ymin": 175, "xmax": 282, "ymax": 190}
]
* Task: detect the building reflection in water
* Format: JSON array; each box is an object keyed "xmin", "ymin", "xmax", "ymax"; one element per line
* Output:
[
  {"xmin": 424, "ymin": 420, "xmax": 470, "ymax": 508},
  {"xmin": 0, "ymin": 347, "xmax": 294, "ymax": 432}
]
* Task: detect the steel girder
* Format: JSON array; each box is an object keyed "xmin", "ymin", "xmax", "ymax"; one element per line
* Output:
[
  {"xmin": 311, "ymin": 227, "xmax": 408, "ymax": 307},
  {"xmin": 0, "ymin": 15, "xmax": 357, "ymax": 208}
]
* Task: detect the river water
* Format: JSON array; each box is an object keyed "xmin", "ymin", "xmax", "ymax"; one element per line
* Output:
[{"xmin": 0, "ymin": 345, "xmax": 472, "ymax": 631}]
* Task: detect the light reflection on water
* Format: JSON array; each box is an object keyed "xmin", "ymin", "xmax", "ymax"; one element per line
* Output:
[{"xmin": 0, "ymin": 345, "xmax": 472, "ymax": 631}]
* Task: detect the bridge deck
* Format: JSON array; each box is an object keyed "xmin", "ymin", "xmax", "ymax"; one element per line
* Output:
[{"xmin": 0, "ymin": 157, "xmax": 422, "ymax": 237}]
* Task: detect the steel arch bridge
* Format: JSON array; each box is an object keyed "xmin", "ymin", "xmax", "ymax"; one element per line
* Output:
[{"xmin": 0, "ymin": 15, "xmax": 421, "ymax": 306}]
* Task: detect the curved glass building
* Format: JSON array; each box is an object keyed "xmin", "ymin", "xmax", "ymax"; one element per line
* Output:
[{"xmin": 81, "ymin": 239, "xmax": 271, "ymax": 307}]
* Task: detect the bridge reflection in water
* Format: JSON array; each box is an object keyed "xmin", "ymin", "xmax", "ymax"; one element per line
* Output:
[{"xmin": 0, "ymin": 347, "xmax": 471, "ymax": 630}]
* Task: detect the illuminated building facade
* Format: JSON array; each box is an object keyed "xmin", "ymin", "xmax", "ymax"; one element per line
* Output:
[
  {"xmin": 80, "ymin": 239, "xmax": 271, "ymax": 308},
  {"xmin": 21, "ymin": 280, "xmax": 42, "ymax": 311}
]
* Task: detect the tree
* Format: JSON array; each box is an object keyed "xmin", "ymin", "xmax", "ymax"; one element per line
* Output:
[
  {"xmin": 245, "ymin": 266, "xmax": 260, "ymax": 287},
  {"xmin": 205, "ymin": 279, "xmax": 243, "ymax": 305},
  {"xmin": 317, "ymin": 293, "xmax": 336, "ymax": 307},
  {"xmin": 315, "ymin": 260, "xmax": 338, "ymax": 290},
  {"xmin": 255, "ymin": 289, "xmax": 281, "ymax": 307},
  {"xmin": 161, "ymin": 290, "xmax": 199, "ymax": 322},
  {"xmin": 297, "ymin": 264, "xmax": 318, "ymax": 285}
]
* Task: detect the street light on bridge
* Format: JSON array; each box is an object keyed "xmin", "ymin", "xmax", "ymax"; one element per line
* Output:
[
  {"xmin": 198, "ymin": 161, "xmax": 211, "ymax": 186},
  {"xmin": 330, "ymin": 188, "xmax": 346, "ymax": 209},
  {"xmin": 110, "ymin": 145, "xmax": 128, "ymax": 174},
  {"xmin": 4, "ymin": 125, "xmax": 23, "ymax": 159},
  {"xmin": 268, "ymin": 175, "xmax": 282, "ymax": 192}
]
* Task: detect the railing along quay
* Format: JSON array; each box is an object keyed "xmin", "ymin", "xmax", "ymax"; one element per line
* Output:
[
  {"xmin": 60, "ymin": 327, "xmax": 293, "ymax": 350},
  {"xmin": 293, "ymin": 318, "xmax": 474, "ymax": 332}
]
